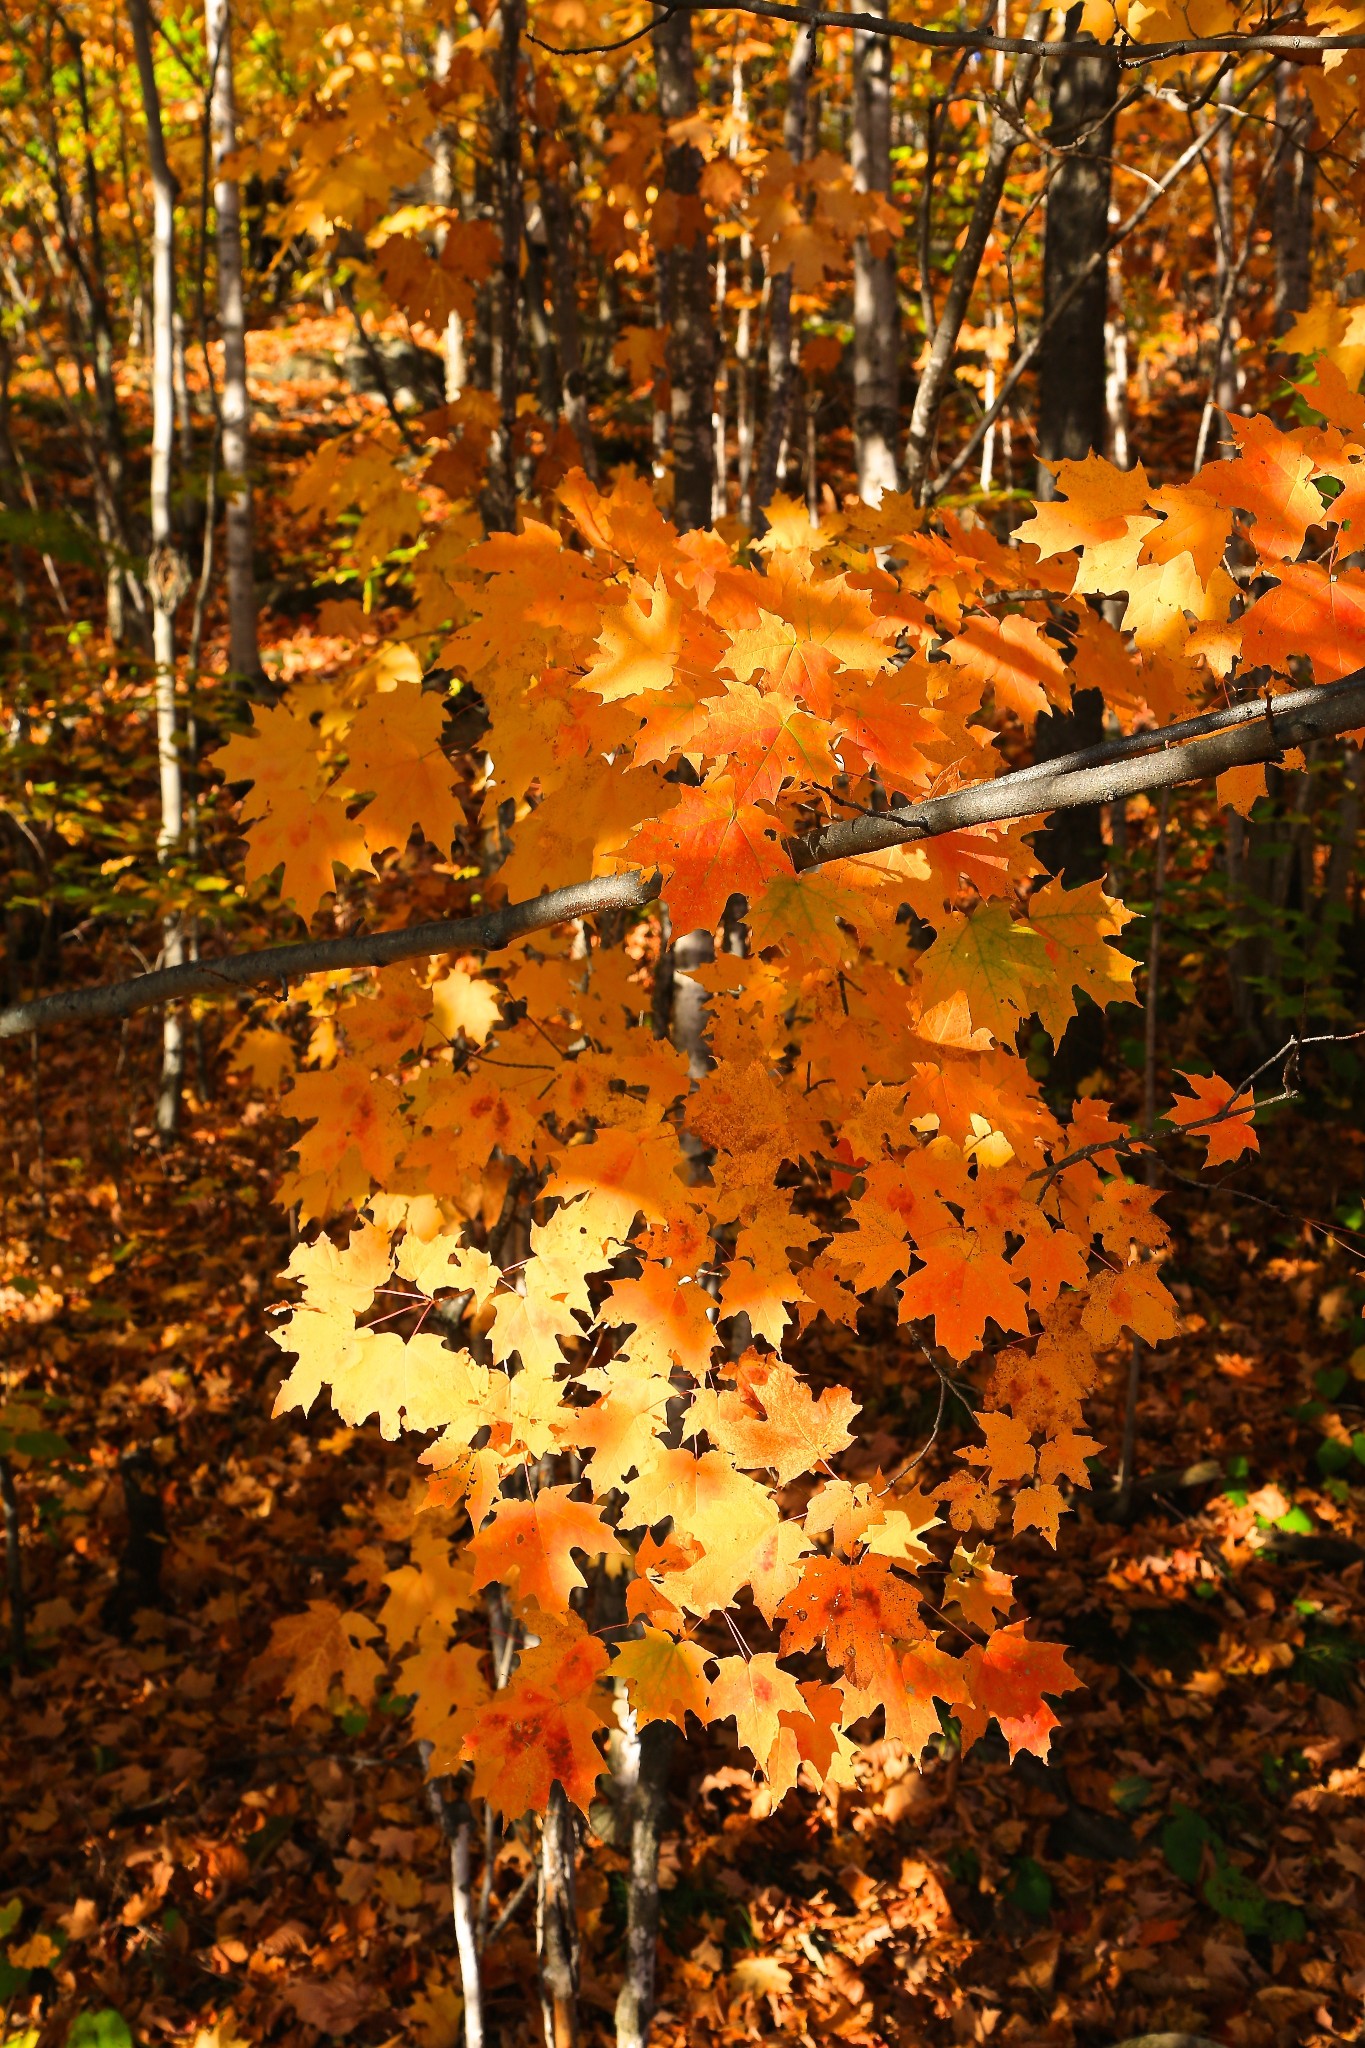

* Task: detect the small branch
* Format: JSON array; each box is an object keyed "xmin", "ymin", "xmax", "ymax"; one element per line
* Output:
[
  {"xmin": 334, "ymin": 269, "xmax": 422, "ymax": 455},
  {"xmin": 486, "ymin": 1866, "xmax": 536, "ymax": 1948},
  {"xmin": 526, "ymin": 0, "xmax": 1365, "ymax": 64}
]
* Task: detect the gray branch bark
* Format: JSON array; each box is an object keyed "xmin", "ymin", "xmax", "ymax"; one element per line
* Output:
[{"xmin": 4, "ymin": 672, "xmax": 1363, "ymax": 1041}]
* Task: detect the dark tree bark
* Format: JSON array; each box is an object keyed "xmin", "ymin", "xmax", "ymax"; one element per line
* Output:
[
  {"xmin": 1031, "ymin": 14, "xmax": 1118, "ymax": 1089},
  {"xmin": 101, "ymin": 1448, "xmax": 168, "ymax": 1633},
  {"xmin": 206, "ymin": 0, "xmax": 261, "ymax": 684},
  {"xmin": 486, "ymin": 0, "xmax": 524, "ymax": 531},
  {"xmin": 1273, "ymin": 60, "xmax": 1315, "ymax": 335},
  {"xmin": 653, "ymin": 12, "xmax": 716, "ymax": 532},
  {"xmin": 541, "ymin": 158, "xmax": 599, "ymax": 478},
  {"xmin": 1035, "ymin": 15, "xmax": 1118, "ymax": 494}
]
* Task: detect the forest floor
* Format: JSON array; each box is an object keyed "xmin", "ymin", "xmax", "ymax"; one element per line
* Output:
[
  {"xmin": 2, "ymin": 1008, "xmax": 1364, "ymax": 2048},
  {"xmin": 4, "ymin": 327, "xmax": 1365, "ymax": 2048}
]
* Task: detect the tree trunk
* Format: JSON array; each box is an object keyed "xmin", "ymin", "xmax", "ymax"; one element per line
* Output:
[
  {"xmin": 614, "ymin": 1721, "xmax": 674, "ymax": 2048},
  {"xmin": 541, "ymin": 164, "xmax": 598, "ymax": 477},
  {"xmin": 1105, "ymin": 217, "xmax": 1132, "ymax": 468},
  {"xmin": 486, "ymin": 0, "xmax": 523, "ymax": 531},
  {"xmin": 128, "ymin": 0, "xmax": 187, "ymax": 1139},
  {"xmin": 1272, "ymin": 60, "xmax": 1314, "ymax": 336},
  {"xmin": 1029, "ymin": 16, "xmax": 1116, "ymax": 1087},
  {"xmin": 904, "ymin": 27, "xmax": 1042, "ymax": 501},
  {"xmin": 524, "ymin": 218, "xmax": 564, "ymax": 421},
  {"xmin": 753, "ymin": 24, "xmax": 817, "ymax": 523},
  {"xmin": 537, "ymin": 1782, "xmax": 581, "ymax": 2048},
  {"xmin": 1206, "ymin": 72, "xmax": 1239, "ymax": 460},
  {"xmin": 1035, "ymin": 15, "xmax": 1117, "ymax": 494},
  {"xmin": 851, "ymin": 0, "xmax": 899, "ymax": 503},
  {"xmin": 421, "ymin": 1761, "xmax": 486, "ymax": 2048},
  {"xmin": 653, "ymin": 11, "xmax": 715, "ymax": 532},
  {"xmin": 63, "ymin": 21, "xmax": 137, "ymax": 645},
  {"xmin": 434, "ymin": 23, "xmax": 468, "ymax": 402},
  {"xmin": 206, "ymin": 0, "xmax": 260, "ymax": 685}
]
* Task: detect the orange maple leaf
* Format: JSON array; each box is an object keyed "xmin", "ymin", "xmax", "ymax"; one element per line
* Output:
[
  {"xmin": 964, "ymin": 1621, "xmax": 1081, "ymax": 1761},
  {"xmin": 898, "ymin": 1226, "xmax": 1030, "ymax": 1358},
  {"xmin": 1239, "ymin": 561, "xmax": 1365, "ymax": 684},
  {"xmin": 961, "ymin": 1410, "xmax": 1036, "ymax": 1489},
  {"xmin": 707, "ymin": 1652, "xmax": 809, "ymax": 1774},
  {"xmin": 583, "ymin": 575, "xmax": 682, "ymax": 701},
  {"xmin": 242, "ymin": 787, "xmax": 374, "ymax": 920},
  {"xmin": 468, "ymin": 1487, "xmax": 625, "ymax": 1610},
  {"xmin": 1194, "ymin": 413, "xmax": 1324, "ymax": 561},
  {"xmin": 610, "ymin": 1626, "xmax": 711, "ymax": 1729},
  {"xmin": 254, "ymin": 1600, "xmax": 384, "ymax": 1719},
  {"xmin": 1015, "ymin": 454, "xmax": 1153, "ymax": 571},
  {"xmin": 943, "ymin": 613, "xmax": 1066, "ymax": 722},
  {"xmin": 342, "ymin": 678, "xmax": 463, "ymax": 857},
  {"xmin": 690, "ymin": 1352, "xmax": 860, "ymax": 1485},
  {"xmin": 1167, "ymin": 1070, "xmax": 1258, "ymax": 1168},
  {"xmin": 464, "ymin": 1629, "xmax": 611, "ymax": 1814},
  {"xmin": 1080, "ymin": 1262, "xmax": 1178, "ymax": 1348},
  {"xmin": 775, "ymin": 1554, "xmax": 923, "ymax": 1690},
  {"xmin": 626, "ymin": 779, "xmax": 794, "ymax": 935}
]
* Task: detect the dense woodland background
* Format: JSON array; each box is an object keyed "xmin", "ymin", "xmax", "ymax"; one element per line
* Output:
[{"xmin": 3, "ymin": 0, "xmax": 1365, "ymax": 2045}]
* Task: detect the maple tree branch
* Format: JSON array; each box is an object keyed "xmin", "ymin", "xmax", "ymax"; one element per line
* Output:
[
  {"xmin": 1032, "ymin": 1025, "xmax": 1365, "ymax": 1194},
  {"xmin": 802, "ymin": 669, "xmax": 1365, "ymax": 864},
  {"xmin": 2, "ymin": 673, "xmax": 1362, "ymax": 1041},
  {"xmin": 526, "ymin": 0, "xmax": 1365, "ymax": 63}
]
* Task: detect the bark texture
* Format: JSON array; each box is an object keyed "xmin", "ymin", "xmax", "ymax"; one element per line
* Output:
[
  {"xmin": 541, "ymin": 157, "xmax": 598, "ymax": 477},
  {"xmin": 851, "ymin": 0, "xmax": 900, "ymax": 503},
  {"xmin": 753, "ymin": 24, "xmax": 816, "ymax": 521},
  {"xmin": 653, "ymin": 11, "xmax": 716, "ymax": 532},
  {"xmin": 1035, "ymin": 17, "xmax": 1118, "ymax": 493},
  {"xmin": 486, "ymin": 0, "xmax": 524, "ymax": 531},
  {"xmin": 537, "ymin": 1782, "xmax": 581, "ymax": 2048},
  {"xmin": 613, "ymin": 1722, "xmax": 675, "ymax": 2048},
  {"xmin": 206, "ymin": 0, "xmax": 260, "ymax": 683},
  {"xmin": 1273, "ymin": 60, "xmax": 1314, "ymax": 334}
]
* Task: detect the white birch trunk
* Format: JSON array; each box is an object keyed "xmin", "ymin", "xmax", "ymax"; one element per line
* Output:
[{"xmin": 128, "ymin": 0, "xmax": 185, "ymax": 1135}]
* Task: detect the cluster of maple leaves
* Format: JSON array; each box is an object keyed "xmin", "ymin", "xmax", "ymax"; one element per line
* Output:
[{"xmin": 206, "ymin": 339, "xmax": 1365, "ymax": 1817}]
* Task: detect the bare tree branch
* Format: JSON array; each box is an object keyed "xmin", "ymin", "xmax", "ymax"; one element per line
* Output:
[
  {"xmin": 2, "ymin": 671, "xmax": 1362, "ymax": 1041},
  {"xmin": 526, "ymin": 0, "xmax": 1365, "ymax": 64},
  {"xmin": 927, "ymin": 58, "xmax": 1278, "ymax": 500}
]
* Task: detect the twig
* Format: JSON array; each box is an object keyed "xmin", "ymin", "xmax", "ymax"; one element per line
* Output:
[{"xmin": 527, "ymin": 0, "xmax": 1365, "ymax": 64}]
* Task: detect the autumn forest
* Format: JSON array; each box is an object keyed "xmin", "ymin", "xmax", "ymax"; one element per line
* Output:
[{"xmin": 2, "ymin": 0, "xmax": 1365, "ymax": 2044}]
